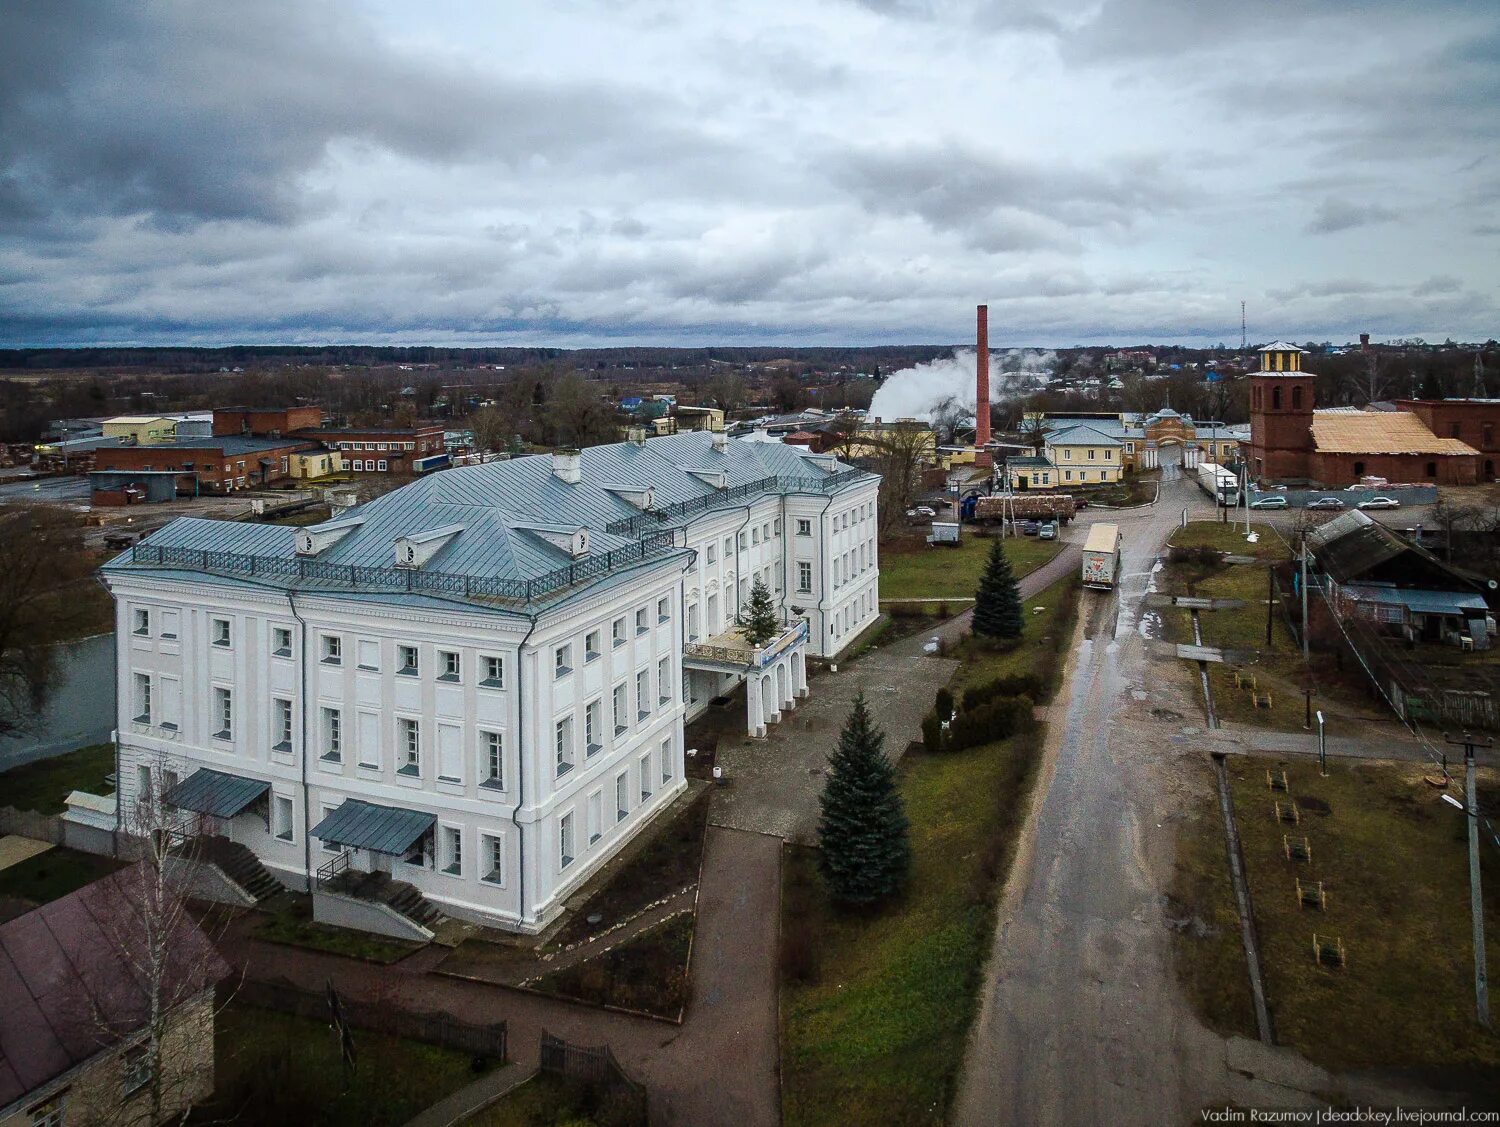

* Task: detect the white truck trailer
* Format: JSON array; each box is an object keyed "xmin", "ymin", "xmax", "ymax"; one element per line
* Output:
[{"xmin": 1081, "ymin": 522, "xmax": 1122, "ymax": 590}]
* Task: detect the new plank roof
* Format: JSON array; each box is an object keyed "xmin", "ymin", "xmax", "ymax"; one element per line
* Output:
[{"xmin": 1309, "ymin": 411, "xmax": 1479, "ymax": 456}]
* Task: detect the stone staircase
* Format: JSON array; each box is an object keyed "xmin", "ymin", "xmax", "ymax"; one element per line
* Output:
[
  {"xmin": 195, "ymin": 836, "xmax": 283, "ymax": 902},
  {"xmin": 324, "ymin": 868, "xmax": 445, "ymax": 932}
]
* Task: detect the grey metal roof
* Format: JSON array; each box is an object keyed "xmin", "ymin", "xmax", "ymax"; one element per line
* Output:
[
  {"xmin": 311, "ymin": 799, "xmax": 435, "ymax": 855},
  {"xmin": 163, "ymin": 768, "xmax": 269, "ymax": 818},
  {"xmin": 105, "ymin": 430, "xmax": 874, "ymax": 611},
  {"xmin": 1048, "ymin": 424, "xmax": 1124, "ymax": 447},
  {"xmin": 1341, "ymin": 583, "xmax": 1490, "ymax": 615},
  {"xmin": 127, "ymin": 435, "xmax": 316, "ymax": 455}
]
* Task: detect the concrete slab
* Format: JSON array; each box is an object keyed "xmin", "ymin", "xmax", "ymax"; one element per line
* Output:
[{"xmin": 0, "ymin": 836, "xmax": 54, "ymax": 871}]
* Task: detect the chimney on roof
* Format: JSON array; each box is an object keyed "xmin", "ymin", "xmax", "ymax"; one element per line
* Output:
[
  {"xmin": 975, "ymin": 305, "xmax": 991, "ymax": 448},
  {"xmin": 627, "ymin": 426, "xmax": 647, "ymax": 446},
  {"xmin": 552, "ymin": 449, "xmax": 581, "ymax": 484},
  {"xmin": 712, "ymin": 429, "xmax": 728, "ymax": 452}
]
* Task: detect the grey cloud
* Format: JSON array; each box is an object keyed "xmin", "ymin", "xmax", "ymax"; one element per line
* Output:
[
  {"xmin": 1414, "ymin": 275, "xmax": 1462, "ymax": 296},
  {"xmin": 1306, "ymin": 198, "xmax": 1398, "ymax": 235}
]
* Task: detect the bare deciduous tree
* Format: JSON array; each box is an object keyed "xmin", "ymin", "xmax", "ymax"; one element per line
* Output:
[{"xmin": 870, "ymin": 420, "xmax": 931, "ymax": 534}]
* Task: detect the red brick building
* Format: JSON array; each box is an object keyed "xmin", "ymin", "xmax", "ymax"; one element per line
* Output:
[
  {"xmin": 213, "ymin": 406, "xmax": 322, "ymax": 437},
  {"xmin": 93, "ymin": 435, "xmax": 318, "ymax": 494},
  {"xmin": 1247, "ymin": 342, "xmax": 1495, "ymax": 486},
  {"xmin": 294, "ymin": 423, "xmax": 446, "ymax": 474}
]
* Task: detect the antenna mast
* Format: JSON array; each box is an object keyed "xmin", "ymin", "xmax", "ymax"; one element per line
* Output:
[{"xmin": 1240, "ymin": 301, "xmax": 1246, "ymax": 352}]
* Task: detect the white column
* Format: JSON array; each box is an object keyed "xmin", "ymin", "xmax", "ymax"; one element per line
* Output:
[
  {"xmin": 746, "ymin": 673, "xmax": 765, "ymax": 737},
  {"xmin": 779, "ymin": 660, "xmax": 795, "ymax": 711},
  {"xmin": 765, "ymin": 666, "xmax": 782, "ymax": 726},
  {"xmin": 795, "ymin": 651, "xmax": 809, "ymax": 698}
]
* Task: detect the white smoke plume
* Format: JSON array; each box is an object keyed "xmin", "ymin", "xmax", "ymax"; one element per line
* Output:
[{"xmin": 868, "ymin": 348, "xmax": 1058, "ymax": 423}]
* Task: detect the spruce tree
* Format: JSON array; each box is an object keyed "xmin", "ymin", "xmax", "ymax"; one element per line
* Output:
[
  {"xmin": 738, "ymin": 577, "xmax": 781, "ymax": 646},
  {"xmin": 818, "ymin": 693, "xmax": 911, "ymax": 906},
  {"xmin": 972, "ymin": 536, "xmax": 1024, "ymax": 640}
]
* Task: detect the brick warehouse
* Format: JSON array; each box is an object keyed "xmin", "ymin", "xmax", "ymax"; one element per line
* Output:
[{"xmin": 1247, "ymin": 341, "xmax": 1500, "ymax": 486}]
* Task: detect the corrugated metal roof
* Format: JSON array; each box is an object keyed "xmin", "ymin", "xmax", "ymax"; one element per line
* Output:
[
  {"xmin": 311, "ymin": 799, "xmax": 435, "ymax": 855},
  {"xmin": 1310, "ymin": 411, "xmax": 1479, "ymax": 456},
  {"xmin": 163, "ymin": 767, "xmax": 269, "ymax": 818},
  {"xmin": 1341, "ymin": 583, "xmax": 1490, "ymax": 615},
  {"xmin": 1048, "ymin": 424, "xmax": 1124, "ymax": 447},
  {"xmin": 102, "ymin": 432, "xmax": 870, "ymax": 612}
]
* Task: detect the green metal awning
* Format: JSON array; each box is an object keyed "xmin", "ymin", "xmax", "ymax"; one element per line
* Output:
[
  {"xmin": 310, "ymin": 799, "xmax": 435, "ymax": 856},
  {"xmin": 163, "ymin": 768, "xmax": 269, "ymax": 818}
]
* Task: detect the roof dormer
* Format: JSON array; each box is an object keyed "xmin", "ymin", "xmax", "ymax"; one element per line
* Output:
[
  {"xmin": 393, "ymin": 524, "xmax": 465, "ymax": 569},
  {"xmin": 295, "ymin": 514, "xmax": 365, "ymax": 556},
  {"xmin": 685, "ymin": 468, "xmax": 727, "ymax": 490},
  {"xmin": 516, "ymin": 524, "xmax": 591, "ymax": 559},
  {"xmin": 602, "ymin": 483, "xmax": 656, "ymax": 511}
]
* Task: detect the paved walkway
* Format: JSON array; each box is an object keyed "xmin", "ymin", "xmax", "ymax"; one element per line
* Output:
[{"xmin": 223, "ymin": 824, "xmax": 782, "ymax": 1127}]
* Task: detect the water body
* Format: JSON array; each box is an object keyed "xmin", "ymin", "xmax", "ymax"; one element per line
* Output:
[{"xmin": 0, "ymin": 633, "xmax": 116, "ymax": 771}]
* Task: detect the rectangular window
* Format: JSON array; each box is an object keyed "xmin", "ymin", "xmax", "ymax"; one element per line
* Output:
[
  {"xmin": 439, "ymin": 650, "xmax": 460, "ymax": 681},
  {"xmin": 773, "ymin": 517, "xmax": 782, "ymax": 536},
  {"xmin": 481, "ymin": 655, "xmax": 503, "ymax": 687},
  {"xmin": 585, "ymin": 699, "xmax": 602, "ymax": 755},
  {"xmin": 321, "ymin": 635, "xmax": 342, "ymax": 664},
  {"xmin": 752, "ymin": 527, "xmax": 760, "ymax": 545},
  {"xmin": 272, "ymin": 698, "xmax": 292, "ymax": 751},
  {"xmin": 397, "ymin": 645, "xmax": 419, "ymax": 675},
  {"xmin": 613, "ymin": 683, "xmax": 628, "ymax": 736},
  {"xmin": 398, "ymin": 718, "xmax": 420, "ymax": 775},
  {"xmin": 273, "ymin": 794, "xmax": 294, "ymax": 841},
  {"xmin": 159, "ymin": 675, "xmax": 180, "ymax": 730},
  {"xmin": 321, "ymin": 707, "xmax": 341, "ymax": 761},
  {"xmin": 377, "ymin": 459, "xmax": 388, "ymax": 471},
  {"xmin": 483, "ymin": 834, "xmax": 504, "ymax": 884},
  {"xmin": 482, "ymin": 730, "xmax": 504, "ymax": 788},
  {"xmin": 160, "ymin": 609, "xmax": 179, "ymax": 639},
  {"xmin": 213, "ymin": 687, "xmax": 232, "ymax": 739},
  {"xmin": 658, "ymin": 657, "xmax": 671, "ymax": 705},
  {"xmin": 559, "ymin": 812, "xmax": 575, "ymax": 869},
  {"xmin": 122, "ymin": 1044, "xmax": 152, "ymax": 1096},
  {"xmin": 616, "ymin": 772, "xmax": 630, "ymax": 821},
  {"xmin": 612, "ymin": 617, "xmax": 626, "ymax": 648},
  {"xmin": 357, "ymin": 639, "xmax": 380, "ymax": 670},
  {"xmin": 738, "ymin": 531, "xmax": 747, "ymax": 550},
  {"xmin": 724, "ymin": 536, "xmax": 733, "ymax": 558},
  {"xmin": 132, "ymin": 672, "xmax": 152, "ymax": 723},
  {"xmin": 272, "ymin": 626, "xmax": 292, "ymax": 656},
  {"xmin": 798, "ymin": 561, "xmax": 812, "ymax": 592},
  {"xmin": 132, "ymin": 607, "xmax": 150, "ymax": 636},
  {"xmin": 657, "ymin": 596, "xmax": 670, "ymax": 623},
  {"xmin": 554, "ymin": 644, "xmax": 571, "ymax": 678},
  {"xmin": 585, "ymin": 630, "xmax": 601, "ymax": 662},
  {"xmin": 358, "ymin": 711, "xmax": 379, "ymax": 769},
  {"xmin": 27, "ymin": 1096, "xmax": 65, "ymax": 1127},
  {"xmin": 212, "ymin": 617, "xmax": 231, "ymax": 646},
  {"xmin": 636, "ymin": 670, "xmax": 650, "ymax": 721},
  {"xmin": 640, "ymin": 752, "xmax": 654, "ymax": 801},
  {"xmin": 635, "ymin": 607, "xmax": 648, "ymax": 635},
  {"xmin": 706, "ymin": 542, "xmax": 717, "ymax": 564},
  {"xmin": 588, "ymin": 790, "xmax": 602, "ymax": 845},
  {"xmin": 320, "ymin": 804, "xmax": 340, "ymax": 852},
  {"xmin": 661, "ymin": 737, "xmax": 673, "ymax": 783},
  {"xmin": 438, "ymin": 723, "xmax": 462, "ymax": 782},
  {"xmin": 797, "ymin": 518, "xmax": 811, "ymax": 536},
  {"xmin": 555, "ymin": 716, "xmax": 574, "ymax": 776},
  {"xmin": 443, "ymin": 827, "xmax": 462, "ymax": 875}
]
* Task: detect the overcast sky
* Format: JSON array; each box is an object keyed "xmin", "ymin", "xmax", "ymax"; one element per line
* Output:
[{"xmin": 2, "ymin": 0, "xmax": 1496, "ymax": 348}]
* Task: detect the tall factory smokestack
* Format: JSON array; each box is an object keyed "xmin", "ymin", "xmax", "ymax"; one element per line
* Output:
[{"xmin": 975, "ymin": 304, "xmax": 991, "ymax": 448}]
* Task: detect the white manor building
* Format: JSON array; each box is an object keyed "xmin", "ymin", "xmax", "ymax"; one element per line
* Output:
[{"xmin": 103, "ymin": 429, "xmax": 880, "ymax": 937}]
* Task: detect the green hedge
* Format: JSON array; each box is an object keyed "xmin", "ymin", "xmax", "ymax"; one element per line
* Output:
[
  {"xmin": 921, "ymin": 693, "xmax": 1034, "ymax": 755},
  {"xmin": 961, "ymin": 673, "xmax": 1046, "ymax": 711}
]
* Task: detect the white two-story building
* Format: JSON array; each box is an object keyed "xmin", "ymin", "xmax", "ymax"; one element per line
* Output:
[{"xmin": 102, "ymin": 430, "xmax": 879, "ymax": 938}]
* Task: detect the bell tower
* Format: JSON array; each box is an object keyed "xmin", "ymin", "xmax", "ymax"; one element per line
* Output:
[{"xmin": 1247, "ymin": 340, "xmax": 1316, "ymax": 482}]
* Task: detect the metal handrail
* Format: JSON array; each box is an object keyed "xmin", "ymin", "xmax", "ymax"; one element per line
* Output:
[
  {"xmin": 604, "ymin": 469, "xmax": 873, "ymax": 537},
  {"xmin": 316, "ymin": 849, "xmax": 351, "ymax": 889}
]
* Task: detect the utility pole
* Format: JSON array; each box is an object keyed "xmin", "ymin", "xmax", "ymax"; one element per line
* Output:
[
  {"xmin": 1445, "ymin": 731, "xmax": 1494, "ymax": 1030},
  {"xmin": 1265, "ymin": 562, "xmax": 1274, "ymax": 645},
  {"xmin": 1300, "ymin": 539, "xmax": 1310, "ymax": 661}
]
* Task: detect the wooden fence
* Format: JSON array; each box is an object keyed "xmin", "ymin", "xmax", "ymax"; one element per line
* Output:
[
  {"xmin": 539, "ymin": 1030, "xmax": 648, "ymax": 1123},
  {"xmin": 236, "ymin": 977, "xmax": 507, "ymax": 1062}
]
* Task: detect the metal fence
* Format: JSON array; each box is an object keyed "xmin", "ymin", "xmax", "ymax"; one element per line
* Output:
[
  {"xmin": 539, "ymin": 1031, "xmax": 647, "ymax": 1124},
  {"xmin": 131, "ymin": 528, "xmax": 679, "ymax": 608},
  {"xmin": 236, "ymin": 977, "xmax": 508, "ymax": 1062},
  {"xmin": 604, "ymin": 469, "xmax": 873, "ymax": 537}
]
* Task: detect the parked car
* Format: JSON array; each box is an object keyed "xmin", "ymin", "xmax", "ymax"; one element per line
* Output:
[
  {"xmin": 1019, "ymin": 519, "xmax": 1040, "ymax": 535},
  {"xmin": 1358, "ymin": 496, "xmax": 1400, "ymax": 510},
  {"xmin": 906, "ymin": 505, "xmax": 936, "ymax": 518},
  {"xmin": 1306, "ymin": 497, "xmax": 1346, "ymax": 511},
  {"xmin": 1074, "ymin": 498, "xmax": 1089, "ymax": 509},
  {"xmin": 1039, "ymin": 521, "xmax": 1058, "ymax": 540},
  {"xmin": 1250, "ymin": 496, "xmax": 1288, "ymax": 509}
]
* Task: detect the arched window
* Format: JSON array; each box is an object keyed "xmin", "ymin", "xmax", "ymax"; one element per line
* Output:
[
  {"xmin": 1272, "ymin": 386, "xmax": 1282, "ymax": 409},
  {"xmin": 1291, "ymin": 386, "xmax": 1303, "ymax": 409}
]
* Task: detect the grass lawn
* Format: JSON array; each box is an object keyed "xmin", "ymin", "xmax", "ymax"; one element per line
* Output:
[
  {"xmin": 779, "ymin": 578, "xmax": 1079, "ymax": 1125},
  {"xmin": 199, "ymin": 1002, "xmax": 489, "ymax": 1127},
  {"xmin": 0, "ymin": 845, "xmax": 122, "ymax": 906},
  {"xmin": 469, "ymin": 1072, "xmax": 633, "ymax": 1127},
  {"xmin": 255, "ymin": 899, "xmax": 421, "ymax": 964},
  {"xmin": 530, "ymin": 911, "xmax": 694, "ymax": 1019},
  {"xmin": 1223, "ymin": 757, "xmax": 1500, "ymax": 1079},
  {"xmin": 1168, "ymin": 519, "xmax": 1289, "ymax": 561},
  {"xmin": 949, "ymin": 575, "xmax": 1081, "ymax": 694},
  {"xmin": 878, "ymin": 533, "xmax": 1062, "ymax": 601},
  {"xmin": 0, "ymin": 743, "xmax": 116, "ymax": 814},
  {"xmin": 1167, "ymin": 760, "xmax": 1258, "ymax": 1040}
]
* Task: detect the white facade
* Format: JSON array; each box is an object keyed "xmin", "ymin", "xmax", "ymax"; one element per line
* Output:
[{"xmin": 105, "ymin": 433, "xmax": 879, "ymax": 934}]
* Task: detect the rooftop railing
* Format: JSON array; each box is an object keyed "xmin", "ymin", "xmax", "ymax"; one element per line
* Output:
[
  {"xmin": 604, "ymin": 469, "xmax": 872, "ymax": 537},
  {"xmin": 129, "ymin": 527, "xmax": 681, "ymax": 608}
]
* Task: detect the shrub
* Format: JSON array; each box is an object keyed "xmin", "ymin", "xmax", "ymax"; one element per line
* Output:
[
  {"xmin": 921, "ymin": 712, "xmax": 943, "ymax": 753},
  {"xmin": 946, "ymin": 695, "xmax": 1035, "ymax": 753},
  {"xmin": 934, "ymin": 687, "xmax": 955, "ymax": 721},
  {"xmin": 963, "ymin": 673, "xmax": 1045, "ymax": 711}
]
